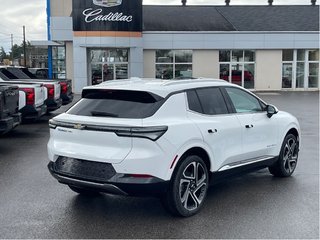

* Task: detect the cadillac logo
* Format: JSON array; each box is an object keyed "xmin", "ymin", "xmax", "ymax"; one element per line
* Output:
[{"xmin": 93, "ymin": 0, "xmax": 122, "ymax": 7}]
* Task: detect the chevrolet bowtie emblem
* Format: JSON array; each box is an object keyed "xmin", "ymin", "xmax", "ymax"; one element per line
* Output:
[{"xmin": 74, "ymin": 124, "xmax": 85, "ymax": 130}]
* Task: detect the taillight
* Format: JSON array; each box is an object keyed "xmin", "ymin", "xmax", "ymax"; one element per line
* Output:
[
  {"xmin": 20, "ymin": 88, "xmax": 35, "ymax": 105},
  {"xmin": 44, "ymin": 84, "xmax": 55, "ymax": 98},
  {"xmin": 48, "ymin": 119, "xmax": 168, "ymax": 141},
  {"xmin": 60, "ymin": 82, "xmax": 68, "ymax": 94},
  {"xmin": 115, "ymin": 126, "xmax": 168, "ymax": 141}
]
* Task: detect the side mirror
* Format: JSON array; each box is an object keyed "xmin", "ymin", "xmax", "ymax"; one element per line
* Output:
[{"xmin": 266, "ymin": 104, "xmax": 278, "ymax": 118}]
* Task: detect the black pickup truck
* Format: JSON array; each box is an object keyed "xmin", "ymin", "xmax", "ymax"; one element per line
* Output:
[{"xmin": 0, "ymin": 85, "xmax": 21, "ymax": 134}]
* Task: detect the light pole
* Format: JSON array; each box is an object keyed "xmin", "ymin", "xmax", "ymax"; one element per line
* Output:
[{"xmin": 23, "ymin": 25, "xmax": 27, "ymax": 67}]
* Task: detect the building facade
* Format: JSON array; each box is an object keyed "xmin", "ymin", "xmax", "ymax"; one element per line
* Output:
[{"xmin": 47, "ymin": 0, "xmax": 319, "ymax": 93}]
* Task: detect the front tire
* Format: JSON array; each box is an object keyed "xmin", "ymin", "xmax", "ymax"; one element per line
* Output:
[
  {"xmin": 269, "ymin": 133, "xmax": 299, "ymax": 177},
  {"xmin": 162, "ymin": 155, "xmax": 209, "ymax": 217}
]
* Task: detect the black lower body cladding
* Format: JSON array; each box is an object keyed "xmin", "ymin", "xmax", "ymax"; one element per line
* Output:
[
  {"xmin": 48, "ymin": 157, "xmax": 169, "ymax": 197},
  {"xmin": 20, "ymin": 104, "xmax": 47, "ymax": 120},
  {"xmin": 46, "ymin": 98, "xmax": 62, "ymax": 112},
  {"xmin": 0, "ymin": 113, "xmax": 21, "ymax": 134},
  {"xmin": 61, "ymin": 93, "xmax": 74, "ymax": 105}
]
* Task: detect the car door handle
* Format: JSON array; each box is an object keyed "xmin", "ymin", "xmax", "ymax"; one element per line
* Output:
[
  {"xmin": 245, "ymin": 124, "xmax": 254, "ymax": 128},
  {"xmin": 208, "ymin": 129, "xmax": 218, "ymax": 133}
]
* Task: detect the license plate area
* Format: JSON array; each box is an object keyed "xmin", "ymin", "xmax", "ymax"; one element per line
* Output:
[{"xmin": 54, "ymin": 156, "xmax": 116, "ymax": 182}]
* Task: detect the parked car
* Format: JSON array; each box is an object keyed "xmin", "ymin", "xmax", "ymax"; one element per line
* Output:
[
  {"xmin": 0, "ymin": 67, "xmax": 62, "ymax": 112},
  {"xmin": 0, "ymin": 80, "xmax": 47, "ymax": 120},
  {"xmin": 0, "ymin": 85, "xmax": 21, "ymax": 134},
  {"xmin": 47, "ymin": 78, "xmax": 300, "ymax": 217},
  {"xmin": 220, "ymin": 70, "xmax": 254, "ymax": 88},
  {"xmin": 27, "ymin": 67, "xmax": 73, "ymax": 105}
]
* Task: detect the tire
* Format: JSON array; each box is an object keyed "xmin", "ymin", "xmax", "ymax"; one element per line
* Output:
[
  {"xmin": 269, "ymin": 133, "xmax": 299, "ymax": 177},
  {"xmin": 161, "ymin": 155, "xmax": 209, "ymax": 217},
  {"xmin": 68, "ymin": 185, "xmax": 100, "ymax": 196}
]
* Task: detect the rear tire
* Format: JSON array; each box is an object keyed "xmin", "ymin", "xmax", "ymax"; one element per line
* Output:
[
  {"xmin": 161, "ymin": 155, "xmax": 209, "ymax": 217},
  {"xmin": 68, "ymin": 186, "xmax": 100, "ymax": 196},
  {"xmin": 269, "ymin": 133, "xmax": 299, "ymax": 177}
]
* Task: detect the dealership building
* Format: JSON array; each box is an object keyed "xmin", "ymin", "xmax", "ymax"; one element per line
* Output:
[{"xmin": 43, "ymin": 0, "xmax": 319, "ymax": 93}]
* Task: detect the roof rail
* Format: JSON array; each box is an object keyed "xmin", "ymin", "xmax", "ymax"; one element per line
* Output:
[
  {"xmin": 163, "ymin": 78, "xmax": 225, "ymax": 86},
  {"xmin": 99, "ymin": 77, "xmax": 143, "ymax": 85}
]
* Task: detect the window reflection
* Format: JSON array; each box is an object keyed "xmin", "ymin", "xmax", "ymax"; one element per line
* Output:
[
  {"xmin": 52, "ymin": 46, "xmax": 66, "ymax": 79},
  {"xmin": 219, "ymin": 50, "xmax": 255, "ymax": 89},
  {"xmin": 155, "ymin": 50, "xmax": 192, "ymax": 79},
  {"xmin": 89, "ymin": 48, "xmax": 129, "ymax": 85},
  {"xmin": 282, "ymin": 63, "xmax": 293, "ymax": 88},
  {"xmin": 282, "ymin": 50, "xmax": 294, "ymax": 61}
]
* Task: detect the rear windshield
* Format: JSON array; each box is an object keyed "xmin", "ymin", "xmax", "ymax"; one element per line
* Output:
[
  {"xmin": 7, "ymin": 68, "xmax": 30, "ymax": 79},
  {"xmin": 67, "ymin": 89, "xmax": 165, "ymax": 118},
  {"xmin": 20, "ymin": 68, "xmax": 37, "ymax": 79},
  {"xmin": 0, "ymin": 69, "xmax": 18, "ymax": 80}
]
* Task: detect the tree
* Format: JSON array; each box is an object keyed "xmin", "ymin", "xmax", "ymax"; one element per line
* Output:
[
  {"xmin": 1, "ymin": 40, "xmax": 32, "ymax": 65},
  {"xmin": 0, "ymin": 47, "xmax": 8, "ymax": 62},
  {"xmin": 11, "ymin": 43, "xmax": 23, "ymax": 60}
]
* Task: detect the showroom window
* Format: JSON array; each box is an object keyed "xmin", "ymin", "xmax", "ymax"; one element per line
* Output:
[
  {"xmin": 155, "ymin": 50, "xmax": 192, "ymax": 79},
  {"xmin": 282, "ymin": 49, "xmax": 319, "ymax": 89},
  {"xmin": 89, "ymin": 48, "xmax": 129, "ymax": 85},
  {"xmin": 219, "ymin": 50, "xmax": 255, "ymax": 89},
  {"xmin": 52, "ymin": 46, "xmax": 66, "ymax": 79}
]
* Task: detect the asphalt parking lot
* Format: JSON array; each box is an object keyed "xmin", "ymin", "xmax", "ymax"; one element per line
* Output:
[{"xmin": 0, "ymin": 91, "xmax": 318, "ymax": 239}]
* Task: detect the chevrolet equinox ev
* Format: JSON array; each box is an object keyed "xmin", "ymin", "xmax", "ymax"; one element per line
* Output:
[{"xmin": 48, "ymin": 78, "xmax": 300, "ymax": 217}]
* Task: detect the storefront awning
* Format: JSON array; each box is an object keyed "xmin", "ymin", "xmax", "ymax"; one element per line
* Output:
[{"xmin": 30, "ymin": 40, "xmax": 64, "ymax": 47}]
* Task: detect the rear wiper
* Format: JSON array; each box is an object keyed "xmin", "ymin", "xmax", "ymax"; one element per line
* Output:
[{"xmin": 91, "ymin": 111, "xmax": 118, "ymax": 117}]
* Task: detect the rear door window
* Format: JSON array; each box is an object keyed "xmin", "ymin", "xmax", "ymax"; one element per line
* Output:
[
  {"xmin": 186, "ymin": 90, "xmax": 203, "ymax": 113},
  {"xmin": 67, "ymin": 89, "xmax": 164, "ymax": 119},
  {"xmin": 187, "ymin": 87, "xmax": 229, "ymax": 115}
]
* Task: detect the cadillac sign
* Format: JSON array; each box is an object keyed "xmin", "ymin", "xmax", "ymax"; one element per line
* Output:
[{"xmin": 72, "ymin": 0, "xmax": 142, "ymax": 32}]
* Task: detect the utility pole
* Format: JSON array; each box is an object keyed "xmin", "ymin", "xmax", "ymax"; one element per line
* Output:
[
  {"xmin": 10, "ymin": 34, "xmax": 13, "ymax": 65},
  {"xmin": 23, "ymin": 25, "xmax": 27, "ymax": 67}
]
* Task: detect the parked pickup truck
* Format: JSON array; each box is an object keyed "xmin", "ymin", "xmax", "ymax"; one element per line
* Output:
[
  {"xmin": 0, "ymin": 81, "xmax": 47, "ymax": 120},
  {"xmin": 0, "ymin": 68, "xmax": 62, "ymax": 112},
  {"xmin": 0, "ymin": 85, "xmax": 21, "ymax": 134},
  {"xmin": 8, "ymin": 67, "xmax": 73, "ymax": 105}
]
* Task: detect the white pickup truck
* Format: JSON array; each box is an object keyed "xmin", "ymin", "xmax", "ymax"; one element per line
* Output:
[
  {"xmin": 0, "ymin": 67, "xmax": 62, "ymax": 112},
  {"xmin": 0, "ymin": 79, "xmax": 47, "ymax": 120}
]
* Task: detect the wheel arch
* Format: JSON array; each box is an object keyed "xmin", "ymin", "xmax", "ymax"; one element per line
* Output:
[
  {"xmin": 277, "ymin": 124, "xmax": 301, "ymax": 156},
  {"xmin": 287, "ymin": 127, "xmax": 299, "ymax": 139},
  {"xmin": 167, "ymin": 146, "xmax": 212, "ymax": 181}
]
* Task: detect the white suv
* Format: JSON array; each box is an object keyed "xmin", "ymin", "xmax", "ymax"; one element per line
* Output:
[{"xmin": 47, "ymin": 78, "xmax": 300, "ymax": 217}]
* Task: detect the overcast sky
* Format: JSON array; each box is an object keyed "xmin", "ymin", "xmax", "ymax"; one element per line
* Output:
[{"xmin": 0, "ymin": 0, "xmax": 318, "ymax": 52}]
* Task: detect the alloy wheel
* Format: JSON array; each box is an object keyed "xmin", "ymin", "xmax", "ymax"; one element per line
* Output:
[
  {"xmin": 282, "ymin": 137, "xmax": 298, "ymax": 174},
  {"xmin": 179, "ymin": 161, "xmax": 207, "ymax": 211}
]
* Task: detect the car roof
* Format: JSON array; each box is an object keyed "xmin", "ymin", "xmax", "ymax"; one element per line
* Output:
[{"xmin": 84, "ymin": 78, "xmax": 236, "ymax": 97}]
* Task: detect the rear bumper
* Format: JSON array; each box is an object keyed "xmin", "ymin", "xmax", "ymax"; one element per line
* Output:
[
  {"xmin": 48, "ymin": 161, "xmax": 169, "ymax": 197},
  {"xmin": 0, "ymin": 113, "xmax": 21, "ymax": 134},
  {"xmin": 61, "ymin": 92, "xmax": 74, "ymax": 105},
  {"xmin": 46, "ymin": 98, "xmax": 62, "ymax": 111},
  {"xmin": 20, "ymin": 104, "xmax": 47, "ymax": 120}
]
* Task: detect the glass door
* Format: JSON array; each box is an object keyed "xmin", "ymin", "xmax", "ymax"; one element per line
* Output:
[
  {"xmin": 102, "ymin": 64, "xmax": 114, "ymax": 81},
  {"xmin": 308, "ymin": 63, "xmax": 319, "ymax": 88},
  {"xmin": 282, "ymin": 63, "xmax": 293, "ymax": 88},
  {"xmin": 231, "ymin": 64, "xmax": 243, "ymax": 86},
  {"xmin": 115, "ymin": 64, "xmax": 128, "ymax": 79},
  {"xmin": 89, "ymin": 48, "xmax": 129, "ymax": 85}
]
